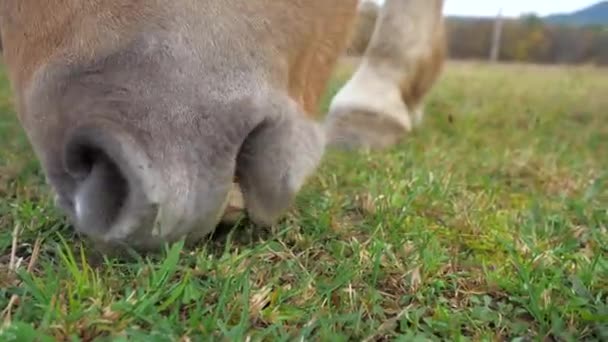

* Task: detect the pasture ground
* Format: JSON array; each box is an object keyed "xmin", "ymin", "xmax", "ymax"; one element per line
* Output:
[{"xmin": 0, "ymin": 60, "xmax": 607, "ymax": 341}]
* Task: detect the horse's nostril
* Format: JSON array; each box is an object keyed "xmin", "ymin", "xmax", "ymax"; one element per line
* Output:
[
  {"xmin": 64, "ymin": 128, "xmax": 130, "ymax": 236},
  {"xmin": 74, "ymin": 152, "xmax": 129, "ymax": 234}
]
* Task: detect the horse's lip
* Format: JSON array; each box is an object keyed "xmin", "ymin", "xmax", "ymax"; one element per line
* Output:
[{"xmin": 220, "ymin": 183, "xmax": 246, "ymax": 224}]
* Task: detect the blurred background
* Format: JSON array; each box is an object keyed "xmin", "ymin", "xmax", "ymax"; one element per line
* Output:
[{"xmin": 349, "ymin": 0, "xmax": 608, "ymax": 66}]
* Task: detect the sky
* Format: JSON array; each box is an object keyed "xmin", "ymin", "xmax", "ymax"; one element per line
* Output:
[{"xmin": 373, "ymin": 0, "xmax": 601, "ymax": 18}]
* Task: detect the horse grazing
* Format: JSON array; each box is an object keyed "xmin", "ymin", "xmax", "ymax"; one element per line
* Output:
[{"xmin": 0, "ymin": 0, "xmax": 445, "ymax": 252}]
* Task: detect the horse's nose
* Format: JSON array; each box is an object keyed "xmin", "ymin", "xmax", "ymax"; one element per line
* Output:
[{"xmin": 62, "ymin": 125, "xmax": 148, "ymax": 239}]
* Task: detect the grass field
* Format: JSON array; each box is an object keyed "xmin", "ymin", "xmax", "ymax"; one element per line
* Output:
[{"xmin": 0, "ymin": 60, "xmax": 607, "ymax": 341}]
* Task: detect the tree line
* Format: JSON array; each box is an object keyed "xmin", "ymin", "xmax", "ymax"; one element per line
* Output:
[
  {"xmin": 447, "ymin": 16, "xmax": 608, "ymax": 65},
  {"xmin": 346, "ymin": 9, "xmax": 608, "ymax": 66}
]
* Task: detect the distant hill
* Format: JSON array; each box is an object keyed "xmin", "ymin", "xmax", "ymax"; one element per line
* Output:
[{"xmin": 544, "ymin": 1, "xmax": 608, "ymax": 26}]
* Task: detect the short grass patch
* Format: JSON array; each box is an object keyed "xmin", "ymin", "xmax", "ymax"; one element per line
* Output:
[{"xmin": 1, "ymin": 60, "xmax": 607, "ymax": 341}]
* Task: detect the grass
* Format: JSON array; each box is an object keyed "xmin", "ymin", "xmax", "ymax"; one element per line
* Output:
[{"xmin": 1, "ymin": 59, "xmax": 607, "ymax": 341}]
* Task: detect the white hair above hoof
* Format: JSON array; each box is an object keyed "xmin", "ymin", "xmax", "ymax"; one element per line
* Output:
[
  {"xmin": 324, "ymin": 61, "xmax": 413, "ymax": 151},
  {"xmin": 325, "ymin": 0, "xmax": 446, "ymax": 152}
]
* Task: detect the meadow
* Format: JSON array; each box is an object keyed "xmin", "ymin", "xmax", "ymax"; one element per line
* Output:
[{"xmin": 0, "ymin": 60, "xmax": 607, "ymax": 341}]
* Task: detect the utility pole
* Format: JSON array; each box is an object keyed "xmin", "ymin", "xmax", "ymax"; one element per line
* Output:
[{"xmin": 490, "ymin": 9, "xmax": 504, "ymax": 62}]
